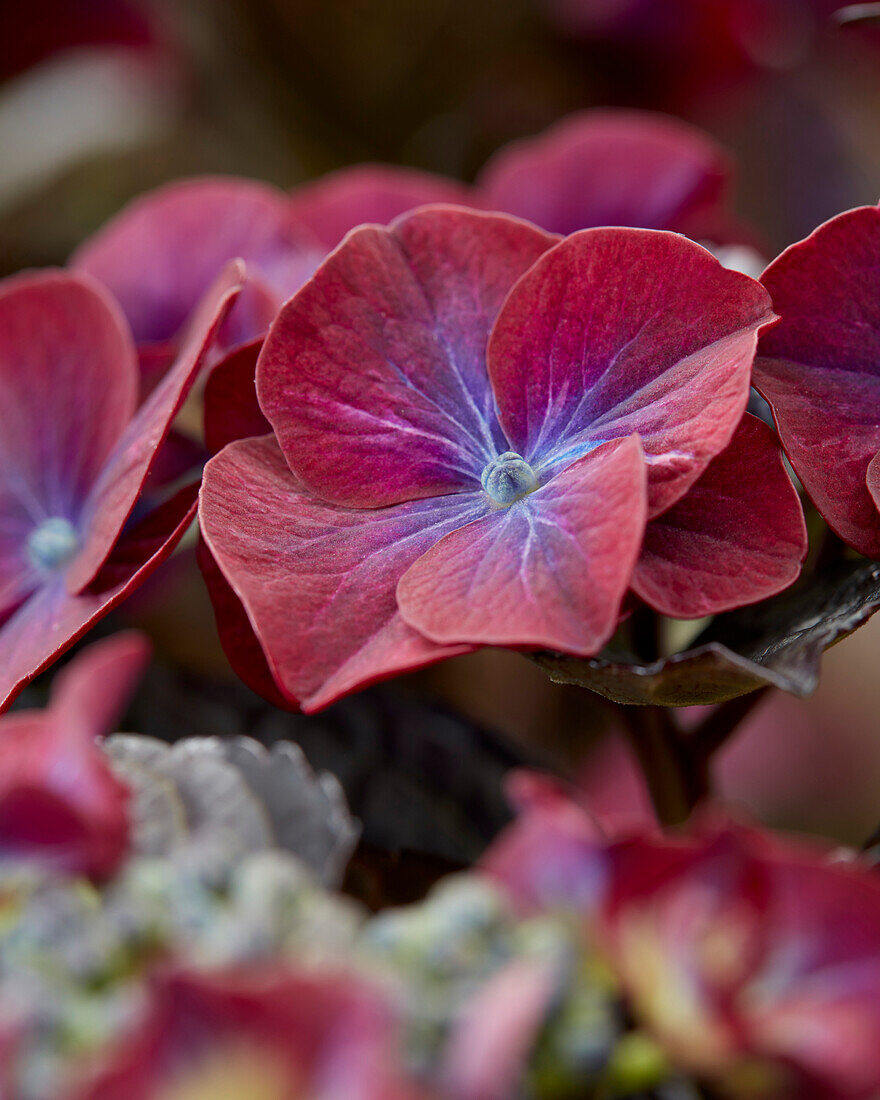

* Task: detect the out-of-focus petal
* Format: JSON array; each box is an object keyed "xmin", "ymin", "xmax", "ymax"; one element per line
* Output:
[
  {"xmin": 287, "ymin": 163, "xmax": 480, "ymax": 249},
  {"xmin": 76, "ymin": 967, "xmax": 424, "ymax": 1100},
  {"xmin": 0, "ymin": 634, "xmax": 148, "ymax": 879},
  {"xmin": 72, "ymin": 176, "xmax": 314, "ymax": 346},
  {"xmin": 479, "ymin": 109, "xmax": 733, "ymax": 239}
]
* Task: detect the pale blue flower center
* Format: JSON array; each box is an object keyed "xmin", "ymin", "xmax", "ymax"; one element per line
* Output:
[
  {"xmin": 25, "ymin": 517, "xmax": 80, "ymax": 573},
  {"xmin": 481, "ymin": 452, "xmax": 539, "ymax": 505}
]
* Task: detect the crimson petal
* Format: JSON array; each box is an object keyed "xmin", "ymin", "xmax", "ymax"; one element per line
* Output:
[
  {"xmin": 489, "ymin": 228, "xmax": 775, "ymax": 516},
  {"xmin": 199, "ymin": 435, "xmax": 483, "ymax": 712},
  {"xmin": 632, "ymin": 415, "xmax": 807, "ymax": 618},
  {"xmin": 479, "ymin": 109, "xmax": 733, "ymax": 240},
  {"xmin": 203, "ymin": 337, "xmax": 270, "ymax": 454},
  {"xmin": 257, "ymin": 207, "xmax": 556, "ymax": 508},
  {"xmin": 287, "ymin": 163, "xmax": 479, "ymax": 249},
  {"xmin": 67, "ymin": 262, "xmax": 242, "ymax": 592},
  {"xmin": 755, "ymin": 205, "xmax": 880, "ymax": 558},
  {"xmin": 72, "ymin": 176, "xmax": 315, "ymax": 346},
  {"xmin": 0, "ymin": 271, "xmax": 137, "ymax": 617},
  {"xmin": 396, "ymin": 436, "xmax": 647, "ymax": 655}
]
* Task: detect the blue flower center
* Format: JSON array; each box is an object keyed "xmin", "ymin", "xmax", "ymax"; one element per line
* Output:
[
  {"xmin": 481, "ymin": 452, "xmax": 539, "ymax": 505},
  {"xmin": 25, "ymin": 517, "xmax": 80, "ymax": 573}
]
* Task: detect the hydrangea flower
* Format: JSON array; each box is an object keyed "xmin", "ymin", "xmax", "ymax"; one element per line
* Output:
[
  {"xmin": 484, "ymin": 794, "xmax": 880, "ymax": 1099},
  {"xmin": 754, "ymin": 204, "xmax": 880, "ymax": 558},
  {"xmin": 0, "ymin": 632, "xmax": 149, "ymax": 880},
  {"xmin": 599, "ymin": 828, "xmax": 880, "ymax": 1100},
  {"xmin": 0, "ymin": 264, "xmax": 241, "ymax": 710},
  {"xmin": 199, "ymin": 205, "xmax": 804, "ymax": 712},
  {"xmin": 477, "ymin": 108, "xmax": 748, "ymax": 244},
  {"xmin": 76, "ymin": 967, "xmax": 424, "ymax": 1100},
  {"xmin": 71, "ymin": 179, "xmax": 323, "ymax": 379}
]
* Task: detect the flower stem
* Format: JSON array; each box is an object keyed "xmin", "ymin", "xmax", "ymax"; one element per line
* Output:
[
  {"xmin": 623, "ymin": 705, "xmax": 707, "ymax": 826},
  {"xmin": 621, "ymin": 689, "xmax": 769, "ymax": 827}
]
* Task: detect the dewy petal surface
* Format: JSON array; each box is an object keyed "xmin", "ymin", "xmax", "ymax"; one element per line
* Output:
[
  {"xmin": 397, "ymin": 436, "xmax": 647, "ymax": 655},
  {"xmin": 479, "ymin": 109, "xmax": 732, "ymax": 239},
  {"xmin": 755, "ymin": 205, "xmax": 880, "ymax": 558},
  {"xmin": 632, "ymin": 415, "xmax": 807, "ymax": 618},
  {"xmin": 489, "ymin": 228, "xmax": 775, "ymax": 516},
  {"xmin": 0, "ymin": 271, "xmax": 138, "ymax": 617},
  {"xmin": 200, "ymin": 435, "xmax": 486, "ymax": 713},
  {"xmin": 287, "ymin": 163, "xmax": 480, "ymax": 250},
  {"xmin": 67, "ymin": 262, "xmax": 242, "ymax": 592},
  {"xmin": 257, "ymin": 207, "xmax": 556, "ymax": 508},
  {"xmin": 72, "ymin": 176, "xmax": 312, "ymax": 345}
]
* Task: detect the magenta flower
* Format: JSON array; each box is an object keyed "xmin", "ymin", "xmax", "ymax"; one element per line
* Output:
[
  {"xmin": 598, "ymin": 827, "xmax": 880, "ymax": 1100},
  {"xmin": 478, "ymin": 109, "xmax": 748, "ymax": 244},
  {"xmin": 0, "ymin": 265, "xmax": 241, "ymax": 711},
  {"xmin": 287, "ymin": 162, "xmax": 479, "ymax": 250},
  {"xmin": 199, "ymin": 206, "xmax": 803, "ymax": 712},
  {"xmin": 755, "ymin": 204, "xmax": 880, "ymax": 558},
  {"xmin": 484, "ymin": 795, "xmax": 880, "ymax": 1099},
  {"xmin": 0, "ymin": 632, "xmax": 149, "ymax": 880},
  {"xmin": 76, "ymin": 967, "xmax": 424, "ymax": 1100},
  {"xmin": 72, "ymin": 178, "xmax": 322, "ymax": 379}
]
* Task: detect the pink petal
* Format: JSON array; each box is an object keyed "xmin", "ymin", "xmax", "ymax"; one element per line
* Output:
[
  {"xmin": 66, "ymin": 261, "xmax": 242, "ymax": 592},
  {"xmin": 50, "ymin": 630, "xmax": 152, "ymax": 738},
  {"xmin": 0, "ymin": 634, "xmax": 147, "ymax": 879},
  {"xmin": 287, "ymin": 163, "xmax": 480, "ymax": 249},
  {"xmin": 632, "ymin": 414, "xmax": 807, "ymax": 618},
  {"xmin": 442, "ymin": 957, "xmax": 558, "ymax": 1100},
  {"xmin": 73, "ymin": 176, "xmax": 318, "ymax": 346},
  {"xmin": 77, "ymin": 967, "xmax": 423, "ymax": 1100},
  {"xmin": 479, "ymin": 109, "xmax": 733, "ymax": 239},
  {"xmin": 0, "ymin": 484, "xmax": 196, "ymax": 712},
  {"xmin": 257, "ymin": 207, "xmax": 556, "ymax": 508},
  {"xmin": 756, "ymin": 205, "xmax": 880, "ymax": 557},
  {"xmin": 396, "ymin": 436, "xmax": 647, "ymax": 654},
  {"xmin": 203, "ymin": 337, "xmax": 270, "ymax": 454},
  {"xmin": 0, "ymin": 271, "xmax": 138, "ymax": 617},
  {"xmin": 199, "ymin": 435, "xmax": 482, "ymax": 713},
  {"xmin": 489, "ymin": 228, "xmax": 775, "ymax": 516},
  {"xmin": 481, "ymin": 787, "xmax": 607, "ymax": 914}
]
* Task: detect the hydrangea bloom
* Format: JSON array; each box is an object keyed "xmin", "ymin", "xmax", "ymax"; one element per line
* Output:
[
  {"xmin": 754, "ymin": 204, "xmax": 880, "ymax": 558},
  {"xmin": 76, "ymin": 968, "xmax": 423, "ymax": 1100},
  {"xmin": 484, "ymin": 796, "xmax": 880, "ymax": 1100},
  {"xmin": 0, "ymin": 264, "xmax": 241, "ymax": 710},
  {"xmin": 71, "ymin": 179, "xmax": 323, "ymax": 378},
  {"xmin": 599, "ymin": 829, "xmax": 880, "ymax": 1100},
  {"xmin": 199, "ymin": 206, "xmax": 805, "ymax": 712},
  {"xmin": 477, "ymin": 108, "xmax": 747, "ymax": 244},
  {"xmin": 0, "ymin": 632, "xmax": 148, "ymax": 880}
]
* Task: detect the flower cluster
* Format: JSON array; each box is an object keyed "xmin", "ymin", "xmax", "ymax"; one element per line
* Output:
[{"xmin": 4, "ymin": 642, "xmax": 880, "ymax": 1100}]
